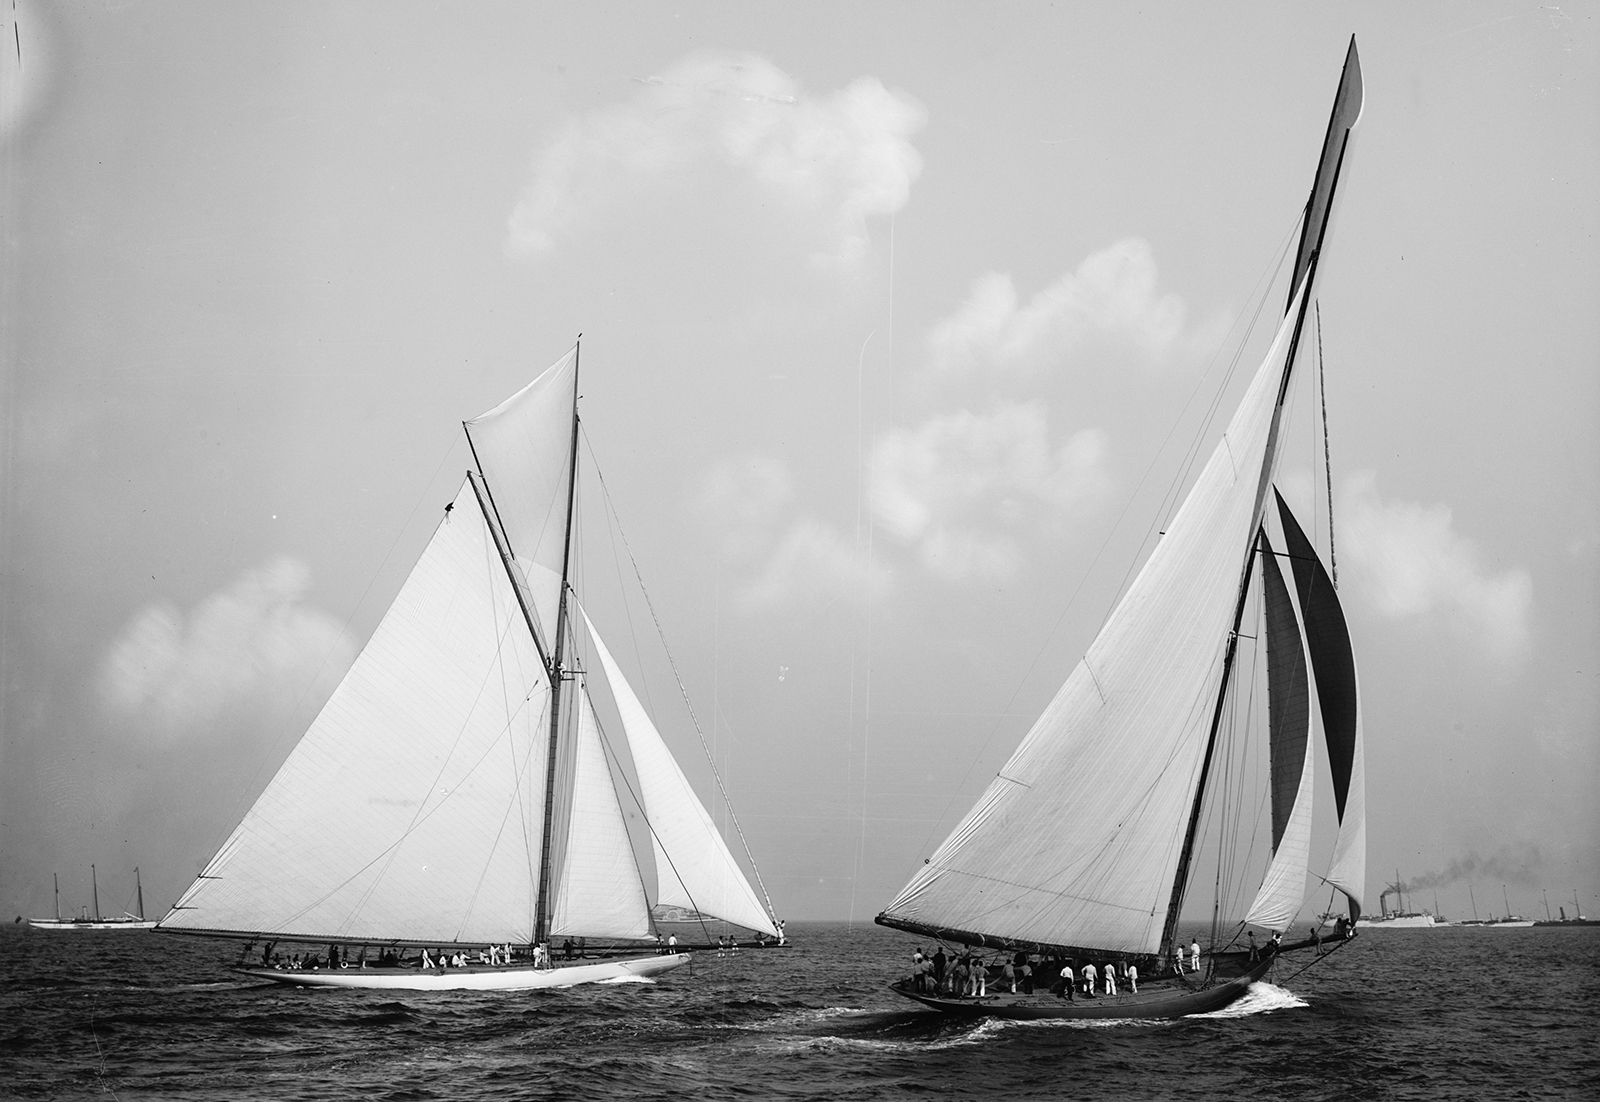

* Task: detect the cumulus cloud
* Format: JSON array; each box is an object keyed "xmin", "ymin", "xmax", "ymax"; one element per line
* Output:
[
  {"xmin": 738, "ymin": 517, "xmax": 892, "ymax": 612},
  {"xmin": 1340, "ymin": 472, "xmax": 1533, "ymax": 663},
  {"xmin": 926, "ymin": 239, "xmax": 1199, "ymax": 378},
  {"xmin": 697, "ymin": 456, "xmax": 889, "ymax": 611},
  {"xmin": 98, "ymin": 558, "xmax": 356, "ymax": 744},
  {"xmin": 507, "ymin": 52, "xmax": 924, "ymax": 267},
  {"xmin": 870, "ymin": 403, "xmax": 1110, "ymax": 583}
]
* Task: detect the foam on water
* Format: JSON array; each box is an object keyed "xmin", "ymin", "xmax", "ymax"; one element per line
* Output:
[{"xmin": 1192, "ymin": 980, "xmax": 1310, "ymax": 1018}]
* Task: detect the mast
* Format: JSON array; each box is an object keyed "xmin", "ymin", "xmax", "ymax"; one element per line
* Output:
[
  {"xmin": 53, "ymin": 873, "xmax": 59, "ymax": 921},
  {"xmin": 1159, "ymin": 39, "xmax": 1362, "ymax": 965},
  {"xmin": 534, "ymin": 341, "xmax": 583, "ymax": 948},
  {"xmin": 135, "ymin": 868, "xmax": 145, "ymax": 922},
  {"xmin": 91, "ymin": 864, "xmax": 100, "ymax": 922}
]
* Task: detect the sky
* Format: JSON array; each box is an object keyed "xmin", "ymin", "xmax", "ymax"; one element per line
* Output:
[{"xmin": 2, "ymin": 1, "xmax": 1596, "ymax": 928}]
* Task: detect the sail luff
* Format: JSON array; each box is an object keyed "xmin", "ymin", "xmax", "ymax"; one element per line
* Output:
[
  {"xmin": 579, "ymin": 606, "xmax": 777, "ymax": 936},
  {"xmin": 1288, "ymin": 36, "xmax": 1364, "ymax": 313},
  {"xmin": 535, "ymin": 344, "xmax": 583, "ymax": 948}
]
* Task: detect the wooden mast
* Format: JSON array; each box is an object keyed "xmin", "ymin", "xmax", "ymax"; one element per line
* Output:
[
  {"xmin": 1159, "ymin": 39, "xmax": 1362, "ymax": 968},
  {"xmin": 533, "ymin": 341, "xmax": 583, "ymax": 949}
]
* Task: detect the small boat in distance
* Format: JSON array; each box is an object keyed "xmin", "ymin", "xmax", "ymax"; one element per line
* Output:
[
  {"xmin": 1357, "ymin": 873, "xmax": 1440, "ymax": 928},
  {"xmin": 1533, "ymin": 891, "xmax": 1599, "ymax": 927},
  {"xmin": 30, "ymin": 867, "xmax": 157, "ymax": 931},
  {"xmin": 158, "ymin": 348, "xmax": 781, "ymax": 990},
  {"xmin": 877, "ymin": 39, "xmax": 1367, "ymax": 1020}
]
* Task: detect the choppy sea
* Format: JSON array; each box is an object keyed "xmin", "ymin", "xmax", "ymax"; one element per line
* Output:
[{"xmin": 1, "ymin": 921, "xmax": 1595, "ymax": 1100}]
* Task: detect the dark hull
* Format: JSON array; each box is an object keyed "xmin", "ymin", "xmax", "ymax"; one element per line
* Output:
[{"xmin": 888, "ymin": 957, "xmax": 1275, "ymax": 1021}]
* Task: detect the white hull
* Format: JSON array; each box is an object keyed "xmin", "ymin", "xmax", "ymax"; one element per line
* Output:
[
  {"xmin": 1357, "ymin": 914, "xmax": 1436, "ymax": 928},
  {"xmin": 29, "ymin": 919, "xmax": 157, "ymax": 931},
  {"xmin": 240, "ymin": 952, "xmax": 691, "ymax": 991},
  {"xmin": 1486, "ymin": 920, "xmax": 1534, "ymax": 928}
]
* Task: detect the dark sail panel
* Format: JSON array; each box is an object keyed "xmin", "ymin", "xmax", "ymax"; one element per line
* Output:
[
  {"xmin": 1260, "ymin": 530, "xmax": 1310, "ymax": 850},
  {"xmin": 1287, "ymin": 37, "xmax": 1363, "ymax": 312},
  {"xmin": 1275, "ymin": 490, "xmax": 1358, "ymax": 820}
]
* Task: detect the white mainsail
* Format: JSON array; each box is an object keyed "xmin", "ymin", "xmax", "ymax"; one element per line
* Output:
[
  {"xmin": 164, "ymin": 480, "xmax": 550, "ymax": 944},
  {"xmin": 163, "ymin": 348, "xmax": 779, "ymax": 959},
  {"xmin": 580, "ymin": 607, "xmax": 778, "ymax": 936},
  {"xmin": 881, "ymin": 285, "xmax": 1307, "ymax": 955}
]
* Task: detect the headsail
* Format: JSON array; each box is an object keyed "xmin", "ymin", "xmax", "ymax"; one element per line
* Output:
[
  {"xmin": 162, "ymin": 480, "xmax": 550, "ymax": 944},
  {"xmin": 549, "ymin": 680, "xmax": 653, "ymax": 939},
  {"xmin": 580, "ymin": 607, "xmax": 778, "ymax": 936},
  {"xmin": 464, "ymin": 349, "xmax": 579, "ymax": 646},
  {"xmin": 1276, "ymin": 491, "xmax": 1366, "ymax": 919},
  {"xmin": 877, "ymin": 285, "xmax": 1307, "ymax": 957},
  {"xmin": 1244, "ymin": 529, "xmax": 1315, "ymax": 931}
]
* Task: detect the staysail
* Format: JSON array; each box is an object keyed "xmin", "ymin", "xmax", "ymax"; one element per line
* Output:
[
  {"xmin": 580, "ymin": 607, "xmax": 778, "ymax": 936},
  {"xmin": 1276, "ymin": 492, "xmax": 1366, "ymax": 919},
  {"xmin": 1244, "ymin": 528, "xmax": 1315, "ymax": 931},
  {"xmin": 163, "ymin": 480, "xmax": 550, "ymax": 944},
  {"xmin": 549, "ymin": 679, "xmax": 653, "ymax": 939},
  {"xmin": 877, "ymin": 284, "xmax": 1307, "ymax": 957},
  {"xmin": 464, "ymin": 348, "xmax": 578, "ymax": 647}
]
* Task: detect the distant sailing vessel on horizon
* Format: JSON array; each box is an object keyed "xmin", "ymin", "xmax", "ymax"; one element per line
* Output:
[
  {"xmin": 158, "ymin": 348, "xmax": 782, "ymax": 990},
  {"xmin": 30, "ymin": 867, "xmax": 157, "ymax": 931},
  {"xmin": 876, "ymin": 38, "xmax": 1369, "ymax": 1020}
]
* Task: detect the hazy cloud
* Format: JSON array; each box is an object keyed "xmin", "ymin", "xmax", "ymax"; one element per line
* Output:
[
  {"xmin": 1340, "ymin": 471, "xmax": 1533, "ymax": 663},
  {"xmin": 507, "ymin": 52, "xmax": 924, "ymax": 267},
  {"xmin": 98, "ymin": 559, "xmax": 356, "ymax": 745},
  {"xmin": 871, "ymin": 402, "xmax": 1110, "ymax": 582},
  {"xmin": 926, "ymin": 238, "xmax": 1197, "ymax": 378},
  {"xmin": 738, "ymin": 517, "xmax": 892, "ymax": 612},
  {"xmin": 698, "ymin": 456, "xmax": 889, "ymax": 612}
]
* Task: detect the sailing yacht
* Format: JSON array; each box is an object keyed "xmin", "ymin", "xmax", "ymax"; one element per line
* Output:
[
  {"xmin": 158, "ymin": 348, "xmax": 780, "ymax": 990},
  {"xmin": 30, "ymin": 867, "xmax": 157, "ymax": 931},
  {"xmin": 876, "ymin": 39, "xmax": 1368, "ymax": 1020}
]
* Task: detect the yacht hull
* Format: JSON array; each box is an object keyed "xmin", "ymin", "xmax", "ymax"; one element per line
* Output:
[
  {"xmin": 239, "ymin": 952, "xmax": 690, "ymax": 991},
  {"xmin": 888, "ymin": 957, "xmax": 1274, "ymax": 1020}
]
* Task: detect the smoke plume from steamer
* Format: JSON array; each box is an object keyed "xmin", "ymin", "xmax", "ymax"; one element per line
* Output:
[{"xmin": 1394, "ymin": 844, "xmax": 1544, "ymax": 893}]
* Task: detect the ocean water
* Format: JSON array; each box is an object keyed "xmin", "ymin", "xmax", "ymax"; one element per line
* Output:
[{"xmin": 1, "ymin": 921, "xmax": 1595, "ymax": 1100}]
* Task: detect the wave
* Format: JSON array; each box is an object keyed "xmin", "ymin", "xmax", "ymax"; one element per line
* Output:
[{"xmin": 1190, "ymin": 980, "xmax": 1309, "ymax": 1018}]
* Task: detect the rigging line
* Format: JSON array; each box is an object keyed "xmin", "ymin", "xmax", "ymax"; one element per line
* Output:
[
  {"xmin": 1316, "ymin": 302, "xmax": 1339, "ymax": 588},
  {"xmin": 204, "ymin": 430, "xmax": 467, "ymax": 871},
  {"xmin": 1101, "ymin": 219, "xmax": 1301, "ymax": 632},
  {"xmin": 581, "ymin": 452, "xmax": 779, "ymax": 923},
  {"xmin": 455, "ymin": 529, "xmax": 547, "ymax": 944},
  {"xmin": 847, "ymin": 326, "xmax": 876, "ymax": 929},
  {"xmin": 1156, "ymin": 213, "xmax": 1302, "ymax": 534},
  {"xmin": 582, "ymin": 427, "xmax": 659, "ymax": 721},
  {"xmin": 581, "ymin": 677, "xmax": 714, "ymax": 948}
]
